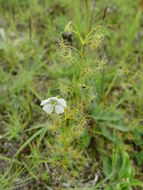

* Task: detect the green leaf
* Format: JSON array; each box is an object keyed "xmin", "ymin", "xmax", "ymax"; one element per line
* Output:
[
  {"xmin": 103, "ymin": 156, "xmax": 112, "ymax": 176},
  {"xmin": 101, "ymin": 126, "xmax": 123, "ymax": 144},
  {"xmin": 15, "ymin": 127, "xmax": 45, "ymax": 157},
  {"xmin": 106, "ymin": 123, "xmax": 129, "ymax": 132},
  {"xmin": 134, "ymin": 150, "xmax": 143, "ymax": 166},
  {"xmin": 130, "ymin": 178, "xmax": 143, "ymax": 187},
  {"xmin": 104, "ymin": 186, "xmax": 114, "ymax": 190},
  {"xmin": 92, "ymin": 110, "xmax": 122, "ymax": 122},
  {"xmin": 118, "ymin": 151, "xmax": 135, "ymax": 179}
]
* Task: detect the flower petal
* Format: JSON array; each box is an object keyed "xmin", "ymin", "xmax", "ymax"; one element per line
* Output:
[
  {"xmin": 42, "ymin": 104, "xmax": 53, "ymax": 114},
  {"xmin": 40, "ymin": 99, "xmax": 51, "ymax": 106},
  {"xmin": 55, "ymin": 105, "xmax": 64, "ymax": 115},
  {"xmin": 49, "ymin": 97, "xmax": 58, "ymax": 101},
  {"xmin": 56, "ymin": 98, "xmax": 67, "ymax": 107},
  {"xmin": 40, "ymin": 97, "xmax": 58, "ymax": 106}
]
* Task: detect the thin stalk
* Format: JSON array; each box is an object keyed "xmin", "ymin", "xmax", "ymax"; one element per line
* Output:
[{"xmin": 85, "ymin": 0, "xmax": 90, "ymax": 33}]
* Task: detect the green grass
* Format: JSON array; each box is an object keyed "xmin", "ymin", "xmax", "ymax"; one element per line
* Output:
[{"xmin": 0, "ymin": 0, "xmax": 143, "ymax": 189}]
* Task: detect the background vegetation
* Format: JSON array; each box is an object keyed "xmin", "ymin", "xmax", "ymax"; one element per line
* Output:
[{"xmin": 0, "ymin": 0, "xmax": 143, "ymax": 189}]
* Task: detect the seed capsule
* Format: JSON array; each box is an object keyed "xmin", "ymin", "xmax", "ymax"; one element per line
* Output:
[{"xmin": 62, "ymin": 31, "xmax": 73, "ymax": 42}]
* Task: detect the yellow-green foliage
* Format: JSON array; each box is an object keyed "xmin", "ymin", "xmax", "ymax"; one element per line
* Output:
[{"xmin": 0, "ymin": 0, "xmax": 143, "ymax": 189}]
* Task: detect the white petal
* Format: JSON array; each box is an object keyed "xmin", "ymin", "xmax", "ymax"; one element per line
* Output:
[
  {"xmin": 40, "ymin": 99, "xmax": 51, "ymax": 106},
  {"xmin": 56, "ymin": 98, "xmax": 67, "ymax": 107},
  {"xmin": 48, "ymin": 97, "xmax": 58, "ymax": 101},
  {"xmin": 55, "ymin": 105, "xmax": 64, "ymax": 115},
  {"xmin": 40, "ymin": 97, "xmax": 58, "ymax": 106},
  {"xmin": 42, "ymin": 104, "xmax": 53, "ymax": 114}
]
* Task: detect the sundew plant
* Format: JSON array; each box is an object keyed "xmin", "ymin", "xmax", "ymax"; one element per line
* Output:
[{"xmin": 0, "ymin": 0, "xmax": 143, "ymax": 190}]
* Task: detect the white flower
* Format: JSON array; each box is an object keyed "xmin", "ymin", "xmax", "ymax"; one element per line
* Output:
[{"xmin": 40, "ymin": 97, "xmax": 67, "ymax": 115}]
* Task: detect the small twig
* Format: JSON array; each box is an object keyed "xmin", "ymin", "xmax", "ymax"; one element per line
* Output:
[{"xmin": 102, "ymin": 7, "xmax": 108, "ymax": 20}]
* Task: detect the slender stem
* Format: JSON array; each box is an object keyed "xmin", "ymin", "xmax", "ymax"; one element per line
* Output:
[
  {"xmin": 79, "ymin": 42, "xmax": 84, "ymax": 82},
  {"xmin": 85, "ymin": 0, "xmax": 90, "ymax": 33},
  {"xmin": 80, "ymin": 43, "xmax": 84, "ymax": 65},
  {"xmin": 89, "ymin": 0, "xmax": 96, "ymax": 31}
]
